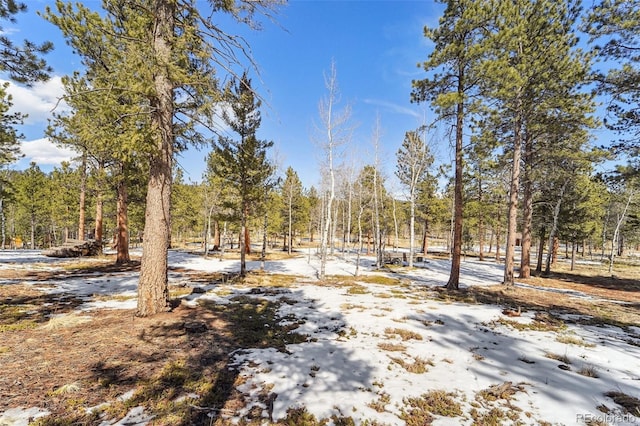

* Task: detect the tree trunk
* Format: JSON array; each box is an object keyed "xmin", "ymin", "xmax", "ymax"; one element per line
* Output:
[
  {"xmin": 94, "ymin": 191, "xmax": 103, "ymax": 247},
  {"xmin": 504, "ymin": 101, "xmax": 523, "ymax": 286},
  {"xmin": 392, "ymin": 196, "xmax": 399, "ymax": 252},
  {"xmin": 518, "ymin": 129, "xmax": 533, "ymax": 278},
  {"xmin": 409, "ymin": 192, "xmax": 415, "ymax": 268},
  {"xmin": 570, "ymin": 240, "xmax": 576, "ymax": 271},
  {"xmin": 30, "ymin": 214, "xmax": 35, "ymax": 249},
  {"xmin": 0, "ymin": 198, "xmax": 4, "ymax": 249},
  {"xmin": 115, "ymin": 172, "xmax": 130, "ymax": 264},
  {"xmin": 213, "ymin": 220, "xmax": 220, "ymax": 248},
  {"xmin": 422, "ymin": 218, "xmax": 429, "ymax": 255},
  {"xmin": 240, "ymin": 228, "xmax": 247, "ymax": 276},
  {"xmin": 544, "ymin": 182, "xmax": 567, "ymax": 275},
  {"xmin": 244, "ymin": 214, "xmax": 251, "ymax": 255},
  {"xmin": 495, "ymin": 223, "xmax": 501, "ymax": 263},
  {"xmin": 78, "ymin": 150, "xmax": 87, "ymax": 240},
  {"xmin": 477, "ymin": 168, "xmax": 485, "ymax": 261},
  {"xmin": 288, "ymin": 193, "xmax": 293, "ymax": 255},
  {"xmin": 536, "ymin": 227, "xmax": 545, "ymax": 273},
  {"xmin": 137, "ymin": 0, "xmax": 174, "ymax": 317},
  {"xmin": 447, "ymin": 89, "xmax": 464, "ymax": 290}
]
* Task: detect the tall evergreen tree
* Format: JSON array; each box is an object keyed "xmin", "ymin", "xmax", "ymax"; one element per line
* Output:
[
  {"xmin": 412, "ymin": 0, "xmax": 489, "ymax": 289},
  {"xmin": 47, "ymin": 0, "xmax": 279, "ymax": 316},
  {"xmin": 211, "ymin": 72, "xmax": 273, "ymax": 276},
  {"xmin": 480, "ymin": 0, "xmax": 590, "ymax": 285}
]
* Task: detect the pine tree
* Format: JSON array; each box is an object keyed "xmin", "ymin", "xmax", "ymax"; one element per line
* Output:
[
  {"xmin": 47, "ymin": 0, "xmax": 278, "ymax": 316},
  {"xmin": 211, "ymin": 73, "xmax": 273, "ymax": 276},
  {"xmin": 479, "ymin": 0, "xmax": 591, "ymax": 285},
  {"xmin": 585, "ymin": 0, "xmax": 640, "ymax": 157},
  {"xmin": 0, "ymin": 0, "xmax": 52, "ymax": 84},
  {"xmin": 411, "ymin": 0, "xmax": 489, "ymax": 289}
]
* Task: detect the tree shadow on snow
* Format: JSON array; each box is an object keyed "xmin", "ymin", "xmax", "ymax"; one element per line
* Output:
[{"xmin": 87, "ymin": 287, "xmax": 371, "ymax": 424}]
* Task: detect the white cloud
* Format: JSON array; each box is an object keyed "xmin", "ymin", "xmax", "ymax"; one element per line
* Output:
[
  {"xmin": 20, "ymin": 137, "xmax": 77, "ymax": 165},
  {"xmin": 3, "ymin": 76, "xmax": 69, "ymax": 125},
  {"xmin": 362, "ymin": 98, "xmax": 421, "ymax": 119}
]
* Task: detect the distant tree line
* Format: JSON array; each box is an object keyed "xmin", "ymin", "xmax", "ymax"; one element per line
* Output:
[{"xmin": 0, "ymin": 0, "xmax": 640, "ymax": 316}]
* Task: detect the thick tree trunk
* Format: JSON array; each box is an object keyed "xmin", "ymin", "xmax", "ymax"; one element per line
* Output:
[
  {"xmin": 504, "ymin": 102, "xmax": 523, "ymax": 286},
  {"xmin": 137, "ymin": 0, "xmax": 174, "ymax": 317},
  {"xmin": 115, "ymin": 173, "xmax": 130, "ymax": 265},
  {"xmin": 213, "ymin": 220, "xmax": 220, "ymax": 248},
  {"xmin": 94, "ymin": 192, "xmax": 103, "ymax": 250},
  {"xmin": 519, "ymin": 137, "xmax": 533, "ymax": 279}
]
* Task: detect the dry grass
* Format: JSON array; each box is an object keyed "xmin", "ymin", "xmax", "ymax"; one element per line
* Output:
[
  {"xmin": 389, "ymin": 356, "xmax": 433, "ymax": 374},
  {"xmin": 556, "ymin": 334, "xmax": 596, "ymax": 347},
  {"xmin": 544, "ymin": 351, "xmax": 571, "ymax": 364},
  {"xmin": 400, "ymin": 390, "xmax": 462, "ymax": 425},
  {"xmin": 384, "ymin": 327, "xmax": 423, "ymax": 341},
  {"xmin": 377, "ymin": 342, "xmax": 407, "ymax": 352},
  {"xmin": 577, "ymin": 365, "xmax": 600, "ymax": 378},
  {"xmin": 605, "ymin": 391, "xmax": 640, "ymax": 414}
]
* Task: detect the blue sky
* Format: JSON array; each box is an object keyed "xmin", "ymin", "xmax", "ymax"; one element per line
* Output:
[
  {"xmin": 5, "ymin": 0, "xmax": 448, "ymax": 190},
  {"xmin": 4, "ymin": 0, "xmax": 622, "ymax": 191}
]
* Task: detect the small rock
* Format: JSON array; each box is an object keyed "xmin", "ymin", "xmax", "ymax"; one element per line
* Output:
[
  {"xmin": 190, "ymin": 287, "xmax": 206, "ymax": 294},
  {"xmin": 558, "ymin": 364, "xmax": 571, "ymax": 371}
]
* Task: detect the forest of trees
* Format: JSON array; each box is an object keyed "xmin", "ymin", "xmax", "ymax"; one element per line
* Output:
[{"xmin": 0, "ymin": 0, "xmax": 639, "ymax": 316}]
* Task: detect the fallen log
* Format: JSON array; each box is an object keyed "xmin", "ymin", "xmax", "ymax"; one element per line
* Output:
[{"xmin": 42, "ymin": 239, "xmax": 102, "ymax": 258}]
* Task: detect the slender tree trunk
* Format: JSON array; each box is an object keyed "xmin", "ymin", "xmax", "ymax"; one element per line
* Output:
[
  {"xmin": 477, "ymin": 169, "xmax": 485, "ymax": 261},
  {"xmin": 519, "ymin": 135, "xmax": 533, "ymax": 278},
  {"xmin": 0, "ymin": 198, "xmax": 4, "ymax": 249},
  {"xmin": 137, "ymin": 0, "xmax": 174, "ymax": 316},
  {"xmin": 495, "ymin": 223, "xmax": 501, "ymax": 263},
  {"xmin": 422, "ymin": 218, "xmax": 429, "ymax": 255},
  {"xmin": 570, "ymin": 240, "xmax": 576, "ymax": 271},
  {"xmin": 244, "ymin": 215, "xmax": 251, "ymax": 255},
  {"xmin": 30, "ymin": 214, "xmax": 35, "ymax": 249},
  {"xmin": 355, "ymin": 204, "xmax": 364, "ymax": 277},
  {"xmin": 78, "ymin": 150, "xmax": 87, "ymax": 241},
  {"xmin": 447, "ymin": 92, "xmax": 464, "ymax": 290},
  {"xmin": 409, "ymin": 192, "xmax": 415, "ymax": 267},
  {"xmin": 609, "ymin": 192, "xmax": 633, "ymax": 274},
  {"xmin": 240, "ymin": 201, "xmax": 248, "ymax": 276},
  {"xmin": 544, "ymin": 182, "xmax": 567, "ymax": 275},
  {"xmin": 288, "ymin": 192, "xmax": 293, "ymax": 255},
  {"xmin": 261, "ymin": 188, "xmax": 268, "ymax": 270},
  {"xmin": 392, "ymin": 196, "xmax": 399, "ymax": 252},
  {"xmin": 504, "ymin": 101, "xmax": 523, "ymax": 286},
  {"xmin": 115, "ymin": 172, "xmax": 130, "ymax": 264},
  {"xmin": 536, "ymin": 227, "xmax": 545, "ymax": 273}
]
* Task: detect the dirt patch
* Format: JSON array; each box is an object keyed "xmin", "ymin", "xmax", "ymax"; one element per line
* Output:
[{"xmin": 0, "ymin": 303, "xmax": 249, "ymax": 424}]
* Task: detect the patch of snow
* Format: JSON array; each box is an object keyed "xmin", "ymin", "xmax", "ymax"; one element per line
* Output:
[{"xmin": 0, "ymin": 407, "xmax": 50, "ymax": 426}]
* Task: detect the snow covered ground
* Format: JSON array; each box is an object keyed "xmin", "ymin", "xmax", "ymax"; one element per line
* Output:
[{"xmin": 1, "ymin": 249, "xmax": 639, "ymax": 425}]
